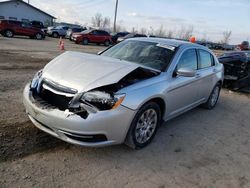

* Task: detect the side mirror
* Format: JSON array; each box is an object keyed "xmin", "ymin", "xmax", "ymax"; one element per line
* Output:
[{"xmin": 176, "ymin": 67, "xmax": 196, "ymax": 77}]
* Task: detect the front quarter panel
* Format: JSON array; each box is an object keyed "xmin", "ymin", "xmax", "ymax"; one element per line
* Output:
[{"xmin": 120, "ymin": 74, "xmax": 168, "ymax": 111}]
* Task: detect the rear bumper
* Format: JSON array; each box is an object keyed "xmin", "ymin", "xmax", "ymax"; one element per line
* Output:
[{"xmin": 23, "ymin": 84, "xmax": 136, "ymax": 147}]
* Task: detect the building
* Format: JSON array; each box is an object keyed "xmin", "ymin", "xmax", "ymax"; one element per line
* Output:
[{"xmin": 0, "ymin": 0, "xmax": 56, "ymax": 26}]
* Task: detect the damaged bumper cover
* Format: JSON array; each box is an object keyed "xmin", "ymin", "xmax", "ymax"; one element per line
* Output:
[{"xmin": 23, "ymin": 84, "xmax": 136, "ymax": 147}]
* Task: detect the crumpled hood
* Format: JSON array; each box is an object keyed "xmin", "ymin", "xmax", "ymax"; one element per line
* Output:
[{"xmin": 42, "ymin": 51, "xmax": 139, "ymax": 92}]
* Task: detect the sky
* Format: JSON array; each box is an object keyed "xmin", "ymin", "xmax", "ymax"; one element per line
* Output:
[{"xmin": 3, "ymin": 0, "xmax": 250, "ymax": 44}]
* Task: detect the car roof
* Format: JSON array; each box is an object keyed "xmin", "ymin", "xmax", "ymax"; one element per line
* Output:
[{"xmin": 127, "ymin": 37, "xmax": 202, "ymax": 48}]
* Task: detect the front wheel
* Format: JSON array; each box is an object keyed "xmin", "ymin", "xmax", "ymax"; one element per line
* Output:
[
  {"xmin": 125, "ymin": 102, "xmax": 161, "ymax": 149},
  {"xmin": 82, "ymin": 38, "xmax": 89, "ymax": 45},
  {"xmin": 202, "ymin": 83, "xmax": 221, "ymax": 109}
]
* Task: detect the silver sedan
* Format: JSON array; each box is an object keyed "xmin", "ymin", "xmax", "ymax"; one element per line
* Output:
[{"xmin": 23, "ymin": 38, "xmax": 223, "ymax": 149}]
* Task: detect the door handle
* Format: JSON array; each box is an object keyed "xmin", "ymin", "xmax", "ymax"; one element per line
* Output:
[{"xmin": 213, "ymin": 68, "xmax": 217, "ymax": 73}]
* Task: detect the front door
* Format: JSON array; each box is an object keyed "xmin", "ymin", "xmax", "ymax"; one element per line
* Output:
[{"xmin": 166, "ymin": 48, "xmax": 201, "ymax": 118}]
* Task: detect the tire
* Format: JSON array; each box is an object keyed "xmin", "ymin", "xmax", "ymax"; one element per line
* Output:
[
  {"xmin": 35, "ymin": 33, "xmax": 42, "ymax": 40},
  {"xmin": 4, "ymin": 30, "xmax": 14, "ymax": 38},
  {"xmin": 202, "ymin": 83, "xmax": 221, "ymax": 109},
  {"xmin": 82, "ymin": 38, "xmax": 89, "ymax": 45},
  {"xmin": 104, "ymin": 40, "xmax": 110, "ymax": 46},
  {"xmin": 125, "ymin": 102, "xmax": 161, "ymax": 149},
  {"xmin": 52, "ymin": 32, "xmax": 59, "ymax": 38}
]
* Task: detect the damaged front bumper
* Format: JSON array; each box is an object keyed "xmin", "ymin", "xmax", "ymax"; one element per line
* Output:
[{"xmin": 23, "ymin": 84, "xmax": 136, "ymax": 147}]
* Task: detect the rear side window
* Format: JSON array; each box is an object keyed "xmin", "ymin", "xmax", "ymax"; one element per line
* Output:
[
  {"xmin": 177, "ymin": 49, "xmax": 197, "ymax": 70},
  {"xmin": 198, "ymin": 50, "xmax": 213, "ymax": 69}
]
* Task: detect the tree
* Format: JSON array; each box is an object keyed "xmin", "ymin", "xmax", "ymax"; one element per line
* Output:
[
  {"xmin": 140, "ymin": 27, "xmax": 147, "ymax": 35},
  {"xmin": 166, "ymin": 30, "xmax": 174, "ymax": 38},
  {"xmin": 91, "ymin": 13, "xmax": 111, "ymax": 28},
  {"xmin": 102, "ymin": 17, "xmax": 110, "ymax": 28},
  {"xmin": 221, "ymin": 31, "xmax": 232, "ymax": 44},
  {"xmin": 178, "ymin": 25, "xmax": 194, "ymax": 40},
  {"xmin": 155, "ymin": 25, "xmax": 166, "ymax": 37},
  {"xmin": 91, "ymin": 13, "xmax": 103, "ymax": 27}
]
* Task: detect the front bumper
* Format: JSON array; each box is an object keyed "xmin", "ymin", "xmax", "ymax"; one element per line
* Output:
[{"xmin": 23, "ymin": 84, "xmax": 136, "ymax": 147}]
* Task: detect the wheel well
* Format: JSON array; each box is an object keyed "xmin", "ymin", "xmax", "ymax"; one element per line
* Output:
[
  {"xmin": 4, "ymin": 29, "xmax": 14, "ymax": 34},
  {"xmin": 217, "ymin": 80, "xmax": 222, "ymax": 86},
  {"xmin": 147, "ymin": 98, "xmax": 165, "ymax": 119}
]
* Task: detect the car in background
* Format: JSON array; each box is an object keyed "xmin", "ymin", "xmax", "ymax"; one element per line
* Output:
[
  {"xmin": 47, "ymin": 25, "xmax": 70, "ymax": 38},
  {"xmin": 30, "ymin": 20, "xmax": 47, "ymax": 34},
  {"xmin": 72, "ymin": 29, "xmax": 112, "ymax": 46},
  {"xmin": 218, "ymin": 51, "xmax": 250, "ymax": 90},
  {"xmin": 66, "ymin": 27, "xmax": 86, "ymax": 40},
  {"xmin": 117, "ymin": 33, "xmax": 147, "ymax": 43},
  {"xmin": 0, "ymin": 20, "xmax": 45, "ymax": 40},
  {"xmin": 111, "ymin": 32, "xmax": 130, "ymax": 43},
  {"xmin": 23, "ymin": 38, "xmax": 223, "ymax": 149}
]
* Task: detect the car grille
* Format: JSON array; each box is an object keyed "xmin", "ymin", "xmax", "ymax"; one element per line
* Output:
[{"xmin": 34, "ymin": 79, "xmax": 78, "ymax": 111}]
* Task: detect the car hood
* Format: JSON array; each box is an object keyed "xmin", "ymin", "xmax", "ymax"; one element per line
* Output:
[{"xmin": 42, "ymin": 51, "xmax": 139, "ymax": 92}]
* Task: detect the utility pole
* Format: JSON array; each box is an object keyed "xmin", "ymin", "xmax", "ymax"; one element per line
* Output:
[
  {"xmin": 113, "ymin": 0, "xmax": 118, "ymax": 33},
  {"xmin": 28, "ymin": 0, "xmax": 30, "ymax": 4}
]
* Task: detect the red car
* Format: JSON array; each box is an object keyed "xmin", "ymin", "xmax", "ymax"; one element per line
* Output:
[
  {"xmin": 0, "ymin": 20, "xmax": 45, "ymax": 40},
  {"xmin": 72, "ymin": 29, "xmax": 112, "ymax": 46}
]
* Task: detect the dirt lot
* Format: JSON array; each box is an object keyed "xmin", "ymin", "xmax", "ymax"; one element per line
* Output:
[{"xmin": 0, "ymin": 36, "xmax": 250, "ymax": 188}]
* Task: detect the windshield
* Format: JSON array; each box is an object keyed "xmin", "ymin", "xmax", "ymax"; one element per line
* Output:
[
  {"xmin": 101, "ymin": 40, "xmax": 176, "ymax": 71},
  {"xmin": 81, "ymin": 30, "xmax": 92, "ymax": 34}
]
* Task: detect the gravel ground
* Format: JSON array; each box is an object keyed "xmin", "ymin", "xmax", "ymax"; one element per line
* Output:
[{"xmin": 0, "ymin": 36, "xmax": 250, "ymax": 188}]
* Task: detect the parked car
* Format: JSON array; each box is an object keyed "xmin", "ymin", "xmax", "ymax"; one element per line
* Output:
[
  {"xmin": 66, "ymin": 27, "xmax": 86, "ymax": 40},
  {"xmin": 218, "ymin": 51, "xmax": 250, "ymax": 90},
  {"xmin": 47, "ymin": 25, "xmax": 70, "ymax": 38},
  {"xmin": 30, "ymin": 20, "xmax": 47, "ymax": 33},
  {"xmin": 72, "ymin": 29, "xmax": 112, "ymax": 46},
  {"xmin": 111, "ymin": 32, "xmax": 130, "ymax": 43},
  {"xmin": 117, "ymin": 33, "xmax": 147, "ymax": 43},
  {"xmin": 23, "ymin": 38, "xmax": 223, "ymax": 149},
  {"xmin": 0, "ymin": 20, "xmax": 45, "ymax": 39}
]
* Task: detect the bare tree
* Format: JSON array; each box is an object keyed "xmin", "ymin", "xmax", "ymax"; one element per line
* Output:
[
  {"xmin": 91, "ymin": 13, "xmax": 103, "ymax": 27},
  {"xmin": 221, "ymin": 30, "xmax": 232, "ymax": 44},
  {"xmin": 102, "ymin": 17, "xmax": 110, "ymax": 28},
  {"xmin": 155, "ymin": 25, "xmax": 166, "ymax": 37},
  {"xmin": 140, "ymin": 27, "xmax": 147, "ymax": 35},
  {"xmin": 178, "ymin": 25, "xmax": 194, "ymax": 40},
  {"xmin": 131, "ymin": 27, "xmax": 137, "ymax": 34},
  {"xmin": 166, "ymin": 30, "xmax": 174, "ymax": 38}
]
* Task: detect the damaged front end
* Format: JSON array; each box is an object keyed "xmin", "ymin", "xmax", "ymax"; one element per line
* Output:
[
  {"xmin": 218, "ymin": 51, "xmax": 250, "ymax": 90},
  {"xmin": 30, "ymin": 67, "xmax": 159, "ymax": 119}
]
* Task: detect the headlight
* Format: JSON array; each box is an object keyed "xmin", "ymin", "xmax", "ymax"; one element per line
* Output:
[
  {"xmin": 30, "ymin": 69, "xmax": 43, "ymax": 89},
  {"xmin": 81, "ymin": 91, "xmax": 125, "ymax": 110}
]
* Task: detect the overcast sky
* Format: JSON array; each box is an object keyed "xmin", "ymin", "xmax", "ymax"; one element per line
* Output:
[{"xmin": 3, "ymin": 0, "xmax": 250, "ymax": 44}]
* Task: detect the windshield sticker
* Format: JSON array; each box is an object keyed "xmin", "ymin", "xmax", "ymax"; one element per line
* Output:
[{"xmin": 156, "ymin": 43, "xmax": 175, "ymax": 51}]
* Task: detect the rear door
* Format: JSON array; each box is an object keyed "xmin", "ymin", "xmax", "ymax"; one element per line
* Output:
[
  {"xmin": 196, "ymin": 49, "xmax": 216, "ymax": 101},
  {"xmin": 19, "ymin": 22, "xmax": 34, "ymax": 36}
]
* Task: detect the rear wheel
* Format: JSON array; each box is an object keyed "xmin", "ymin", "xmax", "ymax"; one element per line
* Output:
[
  {"xmin": 82, "ymin": 38, "xmax": 89, "ymax": 45},
  {"xmin": 125, "ymin": 102, "xmax": 161, "ymax": 149},
  {"xmin": 52, "ymin": 32, "xmax": 59, "ymax": 38},
  {"xmin": 202, "ymin": 83, "xmax": 221, "ymax": 109},
  {"xmin": 104, "ymin": 40, "xmax": 110, "ymax": 46},
  {"xmin": 4, "ymin": 30, "xmax": 14, "ymax": 38},
  {"xmin": 35, "ymin": 33, "xmax": 43, "ymax": 40}
]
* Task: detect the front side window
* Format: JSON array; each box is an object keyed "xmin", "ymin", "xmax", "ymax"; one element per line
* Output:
[
  {"xmin": 101, "ymin": 40, "xmax": 175, "ymax": 71},
  {"xmin": 177, "ymin": 49, "xmax": 197, "ymax": 70},
  {"xmin": 198, "ymin": 50, "xmax": 213, "ymax": 69}
]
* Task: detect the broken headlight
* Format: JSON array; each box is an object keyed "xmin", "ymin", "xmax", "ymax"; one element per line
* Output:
[
  {"xmin": 30, "ymin": 69, "xmax": 43, "ymax": 89},
  {"xmin": 81, "ymin": 91, "xmax": 125, "ymax": 110}
]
